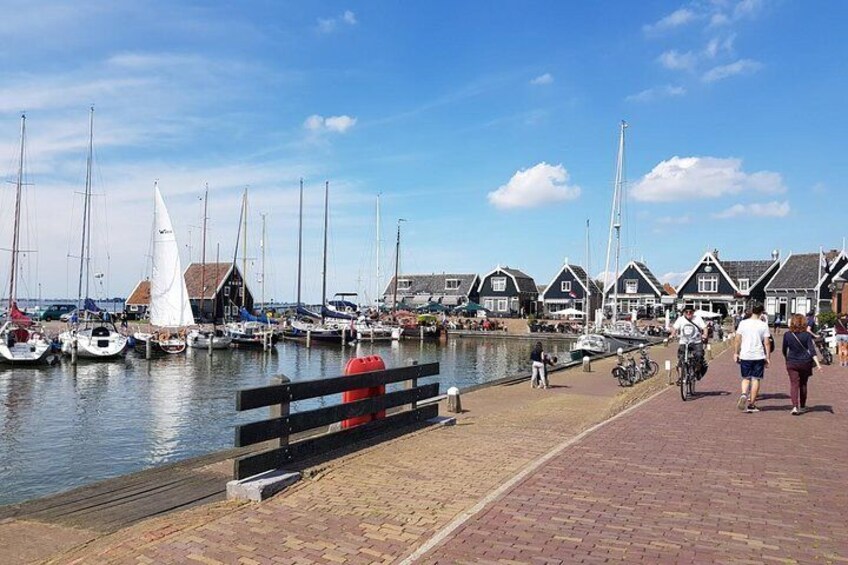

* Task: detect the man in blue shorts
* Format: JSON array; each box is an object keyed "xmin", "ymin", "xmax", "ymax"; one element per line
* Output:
[{"xmin": 733, "ymin": 304, "xmax": 772, "ymax": 412}]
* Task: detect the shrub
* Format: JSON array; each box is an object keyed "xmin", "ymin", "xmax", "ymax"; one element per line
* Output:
[{"xmin": 818, "ymin": 311, "xmax": 837, "ymax": 327}]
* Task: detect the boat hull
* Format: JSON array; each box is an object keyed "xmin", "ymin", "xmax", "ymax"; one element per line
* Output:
[
  {"xmin": 133, "ymin": 333, "xmax": 187, "ymax": 355},
  {"xmin": 59, "ymin": 328, "xmax": 128, "ymax": 359},
  {"xmin": 0, "ymin": 323, "xmax": 53, "ymax": 365},
  {"xmin": 186, "ymin": 330, "xmax": 232, "ymax": 350}
]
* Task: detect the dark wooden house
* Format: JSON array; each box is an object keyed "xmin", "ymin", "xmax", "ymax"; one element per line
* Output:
[
  {"xmin": 382, "ymin": 273, "xmax": 480, "ymax": 309},
  {"xmin": 477, "ymin": 266, "xmax": 538, "ymax": 317},
  {"xmin": 604, "ymin": 260, "xmax": 668, "ymax": 318},
  {"xmin": 540, "ymin": 261, "xmax": 602, "ymax": 318},
  {"xmin": 184, "ymin": 262, "xmax": 254, "ymax": 323},
  {"xmin": 765, "ymin": 249, "xmax": 848, "ymax": 318}
]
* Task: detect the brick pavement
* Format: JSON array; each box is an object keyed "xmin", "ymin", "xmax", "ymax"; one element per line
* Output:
[
  {"xmin": 40, "ymin": 343, "xmax": 689, "ymax": 564},
  {"xmin": 420, "ymin": 348, "xmax": 848, "ymax": 563}
]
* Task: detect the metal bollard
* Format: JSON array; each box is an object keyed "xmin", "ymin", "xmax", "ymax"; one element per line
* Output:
[
  {"xmin": 446, "ymin": 386, "xmax": 462, "ymax": 413},
  {"xmin": 582, "ymin": 355, "xmax": 591, "ymax": 372},
  {"xmin": 707, "ymin": 343, "xmax": 713, "ymax": 359},
  {"xmin": 665, "ymin": 360, "xmax": 673, "ymax": 385}
]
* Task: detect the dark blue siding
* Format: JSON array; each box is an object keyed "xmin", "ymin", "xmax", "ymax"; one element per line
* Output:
[
  {"xmin": 678, "ymin": 260, "xmax": 735, "ymax": 296},
  {"xmin": 608, "ymin": 264, "xmax": 658, "ymax": 296},
  {"xmin": 544, "ymin": 267, "xmax": 587, "ymax": 300}
]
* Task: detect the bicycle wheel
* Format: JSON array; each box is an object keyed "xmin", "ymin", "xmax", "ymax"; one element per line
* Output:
[
  {"xmin": 823, "ymin": 348, "xmax": 833, "ymax": 365},
  {"xmin": 648, "ymin": 360, "xmax": 659, "ymax": 377},
  {"xmin": 613, "ymin": 367, "xmax": 629, "ymax": 387},
  {"xmin": 688, "ymin": 371, "xmax": 696, "ymax": 397},
  {"xmin": 680, "ymin": 369, "xmax": 688, "ymax": 401}
]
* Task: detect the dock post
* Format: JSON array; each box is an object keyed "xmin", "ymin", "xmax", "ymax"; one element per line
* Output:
[
  {"xmin": 342, "ymin": 328, "xmax": 347, "ymax": 346},
  {"xmin": 208, "ymin": 333, "xmax": 213, "ymax": 355},
  {"xmin": 306, "ymin": 330, "xmax": 311, "ymax": 348},
  {"xmin": 71, "ymin": 338, "xmax": 78, "ymax": 365},
  {"xmin": 419, "ymin": 325, "xmax": 424, "ymax": 341},
  {"xmin": 370, "ymin": 328, "xmax": 374, "ymax": 343},
  {"xmin": 582, "ymin": 355, "xmax": 591, "ymax": 372},
  {"xmin": 270, "ymin": 375, "xmax": 291, "ymax": 448},
  {"xmin": 145, "ymin": 338, "xmax": 152, "ymax": 360}
]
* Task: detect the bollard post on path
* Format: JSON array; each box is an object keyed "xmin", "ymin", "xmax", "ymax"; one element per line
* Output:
[
  {"xmin": 446, "ymin": 386, "xmax": 462, "ymax": 413},
  {"xmin": 582, "ymin": 355, "xmax": 591, "ymax": 372},
  {"xmin": 665, "ymin": 360, "xmax": 673, "ymax": 385},
  {"xmin": 706, "ymin": 343, "xmax": 713, "ymax": 359}
]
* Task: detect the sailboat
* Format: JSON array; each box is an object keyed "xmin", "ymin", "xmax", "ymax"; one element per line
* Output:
[
  {"xmin": 283, "ymin": 181, "xmax": 348, "ymax": 344},
  {"xmin": 133, "ymin": 182, "xmax": 195, "ymax": 355},
  {"xmin": 224, "ymin": 188, "xmax": 278, "ymax": 349},
  {"xmin": 58, "ymin": 107, "xmax": 128, "ymax": 359},
  {"xmin": 0, "ymin": 114, "xmax": 52, "ymax": 365},
  {"xmin": 573, "ymin": 218, "xmax": 610, "ymax": 357},
  {"xmin": 187, "ymin": 185, "xmax": 233, "ymax": 350}
]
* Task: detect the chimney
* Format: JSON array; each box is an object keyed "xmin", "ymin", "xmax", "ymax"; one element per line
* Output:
[
  {"xmin": 712, "ymin": 248, "xmax": 720, "ymax": 259},
  {"xmin": 771, "ymin": 249, "xmax": 780, "ymax": 261}
]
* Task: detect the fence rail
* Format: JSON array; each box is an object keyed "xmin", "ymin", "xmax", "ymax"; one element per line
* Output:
[{"xmin": 233, "ymin": 362, "xmax": 440, "ymax": 480}]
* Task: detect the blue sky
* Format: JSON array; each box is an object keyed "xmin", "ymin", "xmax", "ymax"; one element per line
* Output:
[{"xmin": 0, "ymin": 0, "xmax": 845, "ymax": 304}]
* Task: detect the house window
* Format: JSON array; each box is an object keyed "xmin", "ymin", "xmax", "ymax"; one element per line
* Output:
[
  {"xmin": 397, "ymin": 279, "xmax": 412, "ymax": 290},
  {"xmin": 766, "ymin": 297, "xmax": 776, "ymax": 315},
  {"xmin": 738, "ymin": 278, "xmax": 750, "ymax": 292},
  {"xmin": 224, "ymin": 305, "xmax": 231, "ymax": 317},
  {"xmin": 497, "ymin": 298, "xmax": 508, "ymax": 312},
  {"xmin": 483, "ymin": 298, "xmax": 494, "ymax": 310},
  {"xmin": 698, "ymin": 274, "xmax": 719, "ymax": 293},
  {"xmin": 560, "ymin": 281, "xmax": 571, "ymax": 293},
  {"xmin": 492, "ymin": 277, "xmax": 507, "ymax": 292},
  {"xmin": 445, "ymin": 279, "xmax": 460, "ymax": 290},
  {"xmin": 645, "ymin": 298, "xmax": 655, "ymax": 306},
  {"xmin": 625, "ymin": 279, "xmax": 638, "ymax": 294},
  {"xmin": 224, "ymin": 286, "xmax": 230, "ymax": 297}
]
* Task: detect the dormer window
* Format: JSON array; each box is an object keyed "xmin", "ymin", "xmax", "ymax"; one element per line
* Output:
[
  {"xmin": 625, "ymin": 279, "xmax": 638, "ymax": 294},
  {"xmin": 397, "ymin": 279, "xmax": 412, "ymax": 290},
  {"xmin": 698, "ymin": 274, "xmax": 719, "ymax": 293},
  {"xmin": 445, "ymin": 278, "xmax": 461, "ymax": 290},
  {"xmin": 492, "ymin": 277, "xmax": 507, "ymax": 292},
  {"xmin": 738, "ymin": 278, "xmax": 750, "ymax": 292}
]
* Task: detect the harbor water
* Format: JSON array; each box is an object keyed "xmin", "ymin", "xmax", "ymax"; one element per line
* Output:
[{"xmin": 0, "ymin": 336, "xmax": 575, "ymax": 506}]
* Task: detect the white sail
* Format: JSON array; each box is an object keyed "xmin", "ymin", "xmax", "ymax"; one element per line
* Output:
[{"xmin": 150, "ymin": 183, "xmax": 195, "ymax": 327}]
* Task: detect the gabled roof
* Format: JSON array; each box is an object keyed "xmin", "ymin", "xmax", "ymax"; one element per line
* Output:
[
  {"xmin": 766, "ymin": 253, "xmax": 820, "ymax": 291},
  {"xmin": 382, "ymin": 273, "xmax": 480, "ymax": 297},
  {"xmin": 184, "ymin": 262, "xmax": 234, "ymax": 299},
  {"xmin": 663, "ymin": 283, "xmax": 677, "ymax": 296},
  {"xmin": 126, "ymin": 280, "xmax": 150, "ymax": 305},
  {"xmin": 605, "ymin": 260, "xmax": 666, "ymax": 296},
  {"xmin": 541, "ymin": 262, "xmax": 601, "ymax": 300},
  {"xmin": 677, "ymin": 251, "xmax": 739, "ymax": 294},
  {"xmin": 479, "ymin": 266, "xmax": 537, "ymax": 294},
  {"xmin": 815, "ymin": 250, "xmax": 848, "ymax": 291}
]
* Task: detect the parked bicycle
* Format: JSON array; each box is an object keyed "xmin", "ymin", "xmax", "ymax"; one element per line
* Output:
[
  {"xmin": 612, "ymin": 351, "xmax": 647, "ymax": 387},
  {"xmin": 638, "ymin": 346, "xmax": 659, "ymax": 378},
  {"xmin": 677, "ymin": 341, "xmax": 699, "ymax": 401}
]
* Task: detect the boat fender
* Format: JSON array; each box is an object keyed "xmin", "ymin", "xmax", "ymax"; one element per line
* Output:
[{"xmin": 341, "ymin": 355, "xmax": 386, "ymax": 429}]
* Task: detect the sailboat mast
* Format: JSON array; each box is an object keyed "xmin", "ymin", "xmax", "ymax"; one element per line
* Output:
[
  {"xmin": 585, "ymin": 218, "xmax": 591, "ymax": 332},
  {"xmin": 260, "ymin": 212, "xmax": 266, "ymax": 310},
  {"xmin": 8, "ymin": 114, "xmax": 26, "ymax": 310},
  {"xmin": 376, "ymin": 193, "xmax": 381, "ymax": 308},
  {"xmin": 296, "ymin": 178, "xmax": 303, "ymax": 306},
  {"xmin": 321, "ymin": 181, "xmax": 329, "ymax": 322},
  {"xmin": 198, "ymin": 184, "xmax": 208, "ymax": 320},
  {"xmin": 230, "ymin": 190, "xmax": 246, "ymax": 321},
  {"xmin": 393, "ymin": 219, "xmax": 404, "ymax": 313},
  {"xmin": 241, "ymin": 187, "xmax": 248, "ymax": 309},
  {"xmin": 611, "ymin": 120, "xmax": 627, "ymax": 321},
  {"xmin": 76, "ymin": 107, "xmax": 95, "ymax": 313}
]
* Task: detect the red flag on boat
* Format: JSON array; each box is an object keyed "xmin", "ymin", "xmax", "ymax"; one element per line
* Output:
[{"xmin": 9, "ymin": 303, "xmax": 33, "ymax": 326}]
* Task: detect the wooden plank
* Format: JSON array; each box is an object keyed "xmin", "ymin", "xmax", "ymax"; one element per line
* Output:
[
  {"xmin": 235, "ymin": 383, "xmax": 439, "ymax": 447},
  {"xmin": 236, "ymin": 363, "xmax": 440, "ymax": 410},
  {"xmin": 234, "ymin": 404, "xmax": 439, "ymax": 480}
]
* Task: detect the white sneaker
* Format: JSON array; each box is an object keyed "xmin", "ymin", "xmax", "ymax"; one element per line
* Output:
[
  {"xmin": 791, "ymin": 407, "xmax": 800, "ymax": 415},
  {"xmin": 736, "ymin": 394, "xmax": 747, "ymax": 411}
]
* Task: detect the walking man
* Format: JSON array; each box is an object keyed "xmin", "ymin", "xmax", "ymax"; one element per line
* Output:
[{"xmin": 734, "ymin": 304, "xmax": 772, "ymax": 412}]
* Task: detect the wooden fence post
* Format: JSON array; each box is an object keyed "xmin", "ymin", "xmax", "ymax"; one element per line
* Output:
[{"xmin": 269, "ymin": 375, "xmax": 291, "ymax": 449}]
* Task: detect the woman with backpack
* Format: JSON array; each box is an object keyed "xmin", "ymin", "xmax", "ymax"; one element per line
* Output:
[{"xmin": 782, "ymin": 314, "xmax": 821, "ymax": 415}]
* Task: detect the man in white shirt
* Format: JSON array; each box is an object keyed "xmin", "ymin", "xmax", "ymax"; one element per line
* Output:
[
  {"xmin": 734, "ymin": 304, "xmax": 772, "ymax": 413},
  {"xmin": 671, "ymin": 306, "xmax": 708, "ymax": 381}
]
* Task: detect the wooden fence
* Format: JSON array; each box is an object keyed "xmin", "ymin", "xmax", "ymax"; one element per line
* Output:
[{"xmin": 233, "ymin": 362, "xmax": 440, "ymax": 480}]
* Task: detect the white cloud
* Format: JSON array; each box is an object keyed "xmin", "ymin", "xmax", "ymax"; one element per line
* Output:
[
  {"xmin": 317, "ymin": 10, "xmax": 358, "ymax": 33},
  {"xmin": 713, "ymin": 200, "xmax": 790, "ymax": 219},
  {"xmin": 658, "ymin": 49, "xmax": 697, "ymax": 71},
  {"xmin": 631, "ymin": 156, "xmax": 786, "ymax": 202},
  {"xmin": 303, "ymin": 114, "xmax": 357, "ymax": 134},
  {"xmin": 487, "ymin": 162, "xmax": 580, "ymax": 209},
  {"xmin": 702, "ymin": 58, "xmax": 762, "ymax": 82},
  {"xmin": 656, "ymin": 215, "xmax": 691, "ymax": 225},
  {"xmin": 625, "ymin": 85, "xmax": 686, "ymax": 103},
  {"xmin": 530, "ymin": 73, "xmax": 553, "ymax": 86},
  {"xmin": 643, "ymin": 8, "xmax": 697, "ymax": 35}
]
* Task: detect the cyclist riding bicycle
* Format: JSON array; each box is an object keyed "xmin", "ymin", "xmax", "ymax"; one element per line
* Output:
[{"xmin": 670, "ymin": 305, "xmax": 709, "ymax": 380}]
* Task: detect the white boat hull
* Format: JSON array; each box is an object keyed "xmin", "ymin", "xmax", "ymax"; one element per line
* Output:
[
  {"xmin": 0, "ymin": 323, "xmax": 52, "ymax": 365},
  {"xmin": 133, "ymin": 332, "xmax": 187, "ymax": 355},
  {"xmin": 59, "ymin": 328, "xmax": 128, "ymax": 359},
  {"xmin": 187, "ymin": 330, "xmax": 232, "ymax": 350}
]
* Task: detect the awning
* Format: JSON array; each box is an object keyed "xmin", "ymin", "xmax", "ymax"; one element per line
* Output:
[
  {"xmin": 411, "ymin": 295, "xmax": 432, "ymax": 304},
  {"xmin": 440, "ymin": 295, "xmax": 461, "ymax": 306}
]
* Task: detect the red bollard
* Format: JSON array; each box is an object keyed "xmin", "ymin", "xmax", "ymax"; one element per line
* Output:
[{"xmin": 341, "ymin": 355, "xmax": 386, "ymax": 428}]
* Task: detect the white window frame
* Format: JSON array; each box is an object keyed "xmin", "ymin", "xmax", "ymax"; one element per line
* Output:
[
  {"xmin": 492, "ymin": 277, "xmax": 507, "ymax": 292},
  {"xmin": 625, "ymin": 279, "xmax": 638, "ymax": 295},
  {"xmin": 766, "ymin": 297, "xmax": 777, "ymax": 315},
  {"xmin": 560, "ymin": 281, "xmax": 572, "ymax": 293},
  {"xmin": 130, "ymin": 305, "xmax": 138, "ymax": 312},
  {"xmin": 698, "ymin": 274, "xmax": 719, "ymax": 293},
  {"xmin": 483, "ymin": 298, "xmax": 494, "ymax": 310},
  {"xmin": 224, "ymin": 286, "xmax": 230, "ymax": 297},
  {"xmin": 738, "ymin": 278, "xmax": 750, "ymax": 292},
  {"xmin": 224, "ymin": 305, "xmax": 231, "ymax": 317},
  {"xmin": 445, "ymin": 279, "xmax": 461, "ymax": 290},
  {"xmin": 645, "ymin": 297, "xmax": 656, "ymax": 306},
  {"xmin": 497, "ymin": 298, "xmax": 508, "ymax": 312},
  {"xmin": 397, "ymin": 279, "xmax": 412, "ymax": 290}
]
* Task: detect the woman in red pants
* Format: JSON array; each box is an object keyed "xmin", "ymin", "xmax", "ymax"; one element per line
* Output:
[{"xmin": 781, "ymin": 314, "xmax": 822, "ymax": 415}]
